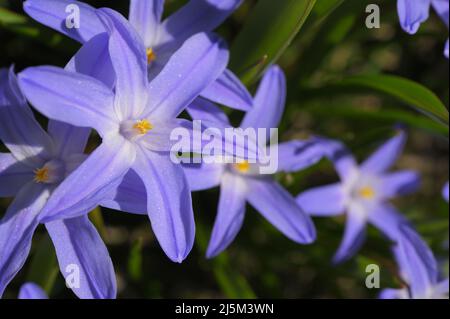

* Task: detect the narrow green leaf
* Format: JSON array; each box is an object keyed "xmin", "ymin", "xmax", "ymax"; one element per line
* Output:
[
  {"xmin": 230, "ymin": 0, "xmax": 317, "ymax": 84},
  {"xmin": 291, "ymin": 0, "xmax": 360, "ymax": 82},
  {"xmin": 128, "ymin": 238, "xmax": 143, "ymax": 282},
  {"xmin": 338, "ymin": 74, "xmax": 449, "ymax": 125},
  {"xmin": 89, "ymin": 207, "xmax": 109, "ymax": 242},
  {"xmin": 302, "ymin": 0, "xmax": 347, "ymax": 30},
  {"xmin": 304, "ymin": 104, "xmax": 449, "ymax": 136}
]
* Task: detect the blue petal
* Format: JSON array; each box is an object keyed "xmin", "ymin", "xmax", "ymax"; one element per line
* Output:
[
  {"xmin": 187, "ymin": 98, "xmax": 260, "ymax": 160},
  {"xmin": 133, "ymin": 148, "xmax": 195, "ymax": 263},
  {"xmin": 247, "ymin": 178, "xmax": 316, "ymax": 244},
  {"xmin": 18, "ymin": 66, "xmax": 118, "ymax": 137},
  {"xmin": 378, "ymin": 288, "xmax": 408, "ymax": 299},
  {"xmin": 241, "ymin": 65, "xmax": 286, "ymax": 143},
  {"xmin": 46, "ymin": 215, "xmax": 116, "ymax": 299},
  {"xmin": 368, "ymin": 203, "xmax": 410, "ymax": 241},
  {"xmin": 187, "ymin": 97, "xmax": 231, "ymax": 126},
  {"xmin": 0, "ymin": 183, "xmax": 49, "ymax": 297},
  {"xmin": 38, "ymin": 137, "xmax": 136, "ymax": 223},
  {"xmin": 275, "ymin": 139, "xmax": 327, "ymax": 173},
  {"xmin": 297, "ymin": 183, "xmax": 346, "ymax": 217},
  {"xmin": 397, "ymin": 0, "xmax": 431, "ymax": 34},
  {"xmin": 18, "ymin": 283, "xmax": 48, "ymax": 299},
  {"xmin": 129, "ymin": 0, "xmax": 164, "ymax": 48},
  {"xmin": 65, "ymin": 33, "xmax": 116, "ymax": 90},
  {"xmin": 435, "ymin": 278, "xmax": 449, "ymax": 296},
  {"xmin": 443, "ymin": 182, "xmax": 449, "ymax": 202},
  {"xmin": 207, "ymin": 173, "xmax": 247, "ymax": 258},
  {"xmin": 146, "ymin": 32, "xmax": 229, "ymax": 120},
  {"xmin": 158, "ymin": 0, "xmax": 243, "ymax": 51},
  {"xmin": 97, "ymin": 8, "xmax": 149, "ymax": 120},
  {"xmin": 394, "ymin": 225, "xmax": 439, "ymax": 298},
  {"xmin": 379, "ymin": 170, "xmax": 421, "ymax": 199},
  {"xmin": 432, "ymin": 0, "xmax": 449, "ymax": 26},
  {"xmin": 319, "ymin": 138, "xmax": 358, "ymax": 180},
  {"xmin": 101, "ymin": 169, "xmax": 147, "ymax": 215},
  {"xmin": 201, "ymin": 69, "xmax": 253, "ymax": 111},
  {"xmin": 24, "ymin": 0, "xmax": 105, "ymax": 43},
  {"xmin": 0, "ymin": 68, "xmax": 54, "ymax": 167},
  {"xmin": 183, "ymin": 162, "xmax": 224, "ymax": 192},
  {"xmin": 0, "ymin": 153, "xmax": 33, "ymax": 198},
  {"xmin": 333, "ymin": 211, "xmax": 367, "ymax": 264},
  {"xmin": 48, "ymin": 33, "xmax": 118, "ymax": 158},
  {"xmin": 361, "ymin": 131, "xmax": 407, "ymax": 174}
]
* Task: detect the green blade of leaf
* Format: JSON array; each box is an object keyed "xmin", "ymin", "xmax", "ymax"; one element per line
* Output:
[
  {"xmin": 300, "ymin": 0, "xmax": 348, "ymax": 32},
  {"xmin": 230, "ymin": 0, "xmax": 317, "ymax": 84},
  {"xmin": 290, "ymin": 0, "xmax": 362, "ymax": 83},
  {"xmin": 337, "ymin": 74, "xmax": 449, "ymax": 125},
  {"xmin": 88, "ymin": 207, "xmax": 109, "ymax": 242},
  {"xmin": 128, "ymin": 238, "xmax": 143, "ymax": 282},
  {"xmin": 304, "ymin": 104, "xmax": 449, "ymax": 137}
]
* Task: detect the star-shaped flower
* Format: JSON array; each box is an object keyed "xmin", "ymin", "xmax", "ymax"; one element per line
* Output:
[
  {"xmin": 297, "ymin": 133, "xmax": 421, "ymax": 263},
  {"xmin": 24, "ymin": 0, "xmax": 252, "ymax": 110},
  {"xmin": 0, "ymin": 67, "xmax": 115, "ymax": 299}
]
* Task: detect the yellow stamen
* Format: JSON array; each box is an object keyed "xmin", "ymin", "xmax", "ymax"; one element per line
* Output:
[
  {"xmin": 146, "ymin": 48, "xmax": 157, "ymax": 64},
  {"xmin": 235, "ymin": 161, "xmax": 250, "ymax": 173},
  {"xmin": 34, "ymin": 167, "xmax": 49, "ymax": 183},
  {"xmin": 359, "ymin": 186, "xmax": 375, "ymax": 199},
  {"xmin": 133, "ymin": 119, "xmax": 153, "ymax": 135}
]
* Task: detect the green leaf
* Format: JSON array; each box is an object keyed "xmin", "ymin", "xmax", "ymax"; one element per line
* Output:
[
  {"xmin": 128, "ymin": 238, "xmax": 143, "ymax": 282},
  {"xmin": 89, "ymin": 207, "xmax": 109, "ymax": 242},
  {"xmin": 230, "ymin": 0, "xmax": 317, "ymax": 84},
  {"xmin": 304, "ymin": 104, "xmax": 449, "ymax": 136},
  {"xmin": 291, "ymin": 0, "xmax": 361, "ymax": 82},
  {"xmin": 337, "ymin": 74, "xmax": 449, "ymax": 125},
  {"xmin": 302, "ymin": 0, "xmax": 347, "ymax": 30}
]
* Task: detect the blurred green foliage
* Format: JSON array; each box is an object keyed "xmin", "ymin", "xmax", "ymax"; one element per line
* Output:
[{"xmin": 0, "ymin": 0, "xmax": 448, "ymax": 299}]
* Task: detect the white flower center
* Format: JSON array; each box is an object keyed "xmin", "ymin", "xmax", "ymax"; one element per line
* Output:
[{"xmin": 343, "ymin": 170, "xmax": 381, "ymax": 217}]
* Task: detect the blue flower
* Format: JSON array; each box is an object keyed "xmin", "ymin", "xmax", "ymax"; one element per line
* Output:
[
  {"xmin": 24, "ymin": 0, "xmax": 252, "ymax": 110},
  {"xmin": 182, "ymin": 66, "xmax": 323, "ymax": 258},
  {"xmin": 297, "ymin": 132, "xmax": 421, "ymax": 264},
  {"xmin": 18, "ymin": 9, "xmax": 238, "ymax": 263},
  {"xmin": 0, "ymin": 68, "xmax": 116, "ymax": 299}
]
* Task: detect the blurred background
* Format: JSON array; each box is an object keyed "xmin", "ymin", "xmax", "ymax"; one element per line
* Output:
[{"xmin": 0, "ymin": 0, "xmax": 448, "ymax": 298}]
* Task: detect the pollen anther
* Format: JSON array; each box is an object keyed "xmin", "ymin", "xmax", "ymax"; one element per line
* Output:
[
  {"xmin": 146, "ymin": 48, "xmax": 157, "ymax": 64},
  {"xmin": 133, "ymin": 119, "xmax": 153, "ymax": 135},
  {"xmin": 235, "ymin": 161, "xmax": 250, "ymax": 173},
  {"xmin": 34, "ymin": 167, "xmax": 49, "ymax": 183}
]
